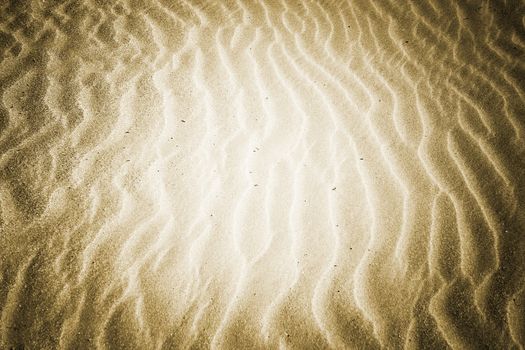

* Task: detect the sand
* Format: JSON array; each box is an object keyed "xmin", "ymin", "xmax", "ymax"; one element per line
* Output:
[{"xmin": 1, "ymin": 0, "xmax": 524, "ymax": 348}]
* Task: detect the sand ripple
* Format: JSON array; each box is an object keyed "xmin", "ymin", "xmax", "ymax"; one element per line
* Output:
[{"xmin": 1, "ymin": 0, "xmax": 524, "ymax": 348}]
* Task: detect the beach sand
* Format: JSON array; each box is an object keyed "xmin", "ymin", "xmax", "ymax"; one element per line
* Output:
[{"xmin": 1, "ymin": 0, "xmax": 524, "ymax": 348}]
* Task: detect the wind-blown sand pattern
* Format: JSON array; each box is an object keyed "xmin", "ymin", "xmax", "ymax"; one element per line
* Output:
[{"xmin": 1, "ymin": 0, "xmax": 524, "ymax": 348}]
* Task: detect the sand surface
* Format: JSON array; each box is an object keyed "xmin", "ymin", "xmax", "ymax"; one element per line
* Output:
[{"xmin": 1, "ymin": 0, "xmax": 524, "ymax": 348}]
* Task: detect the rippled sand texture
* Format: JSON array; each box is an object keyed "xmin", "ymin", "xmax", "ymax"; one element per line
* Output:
[{"xmin": 1, "ymin": 0, "xmax": 524, "ymax": 348}]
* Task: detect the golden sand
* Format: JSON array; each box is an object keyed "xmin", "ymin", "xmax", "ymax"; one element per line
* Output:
[{"xmin": 0, "ymin": 0, "xmax": 524, "ymax": 348}]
